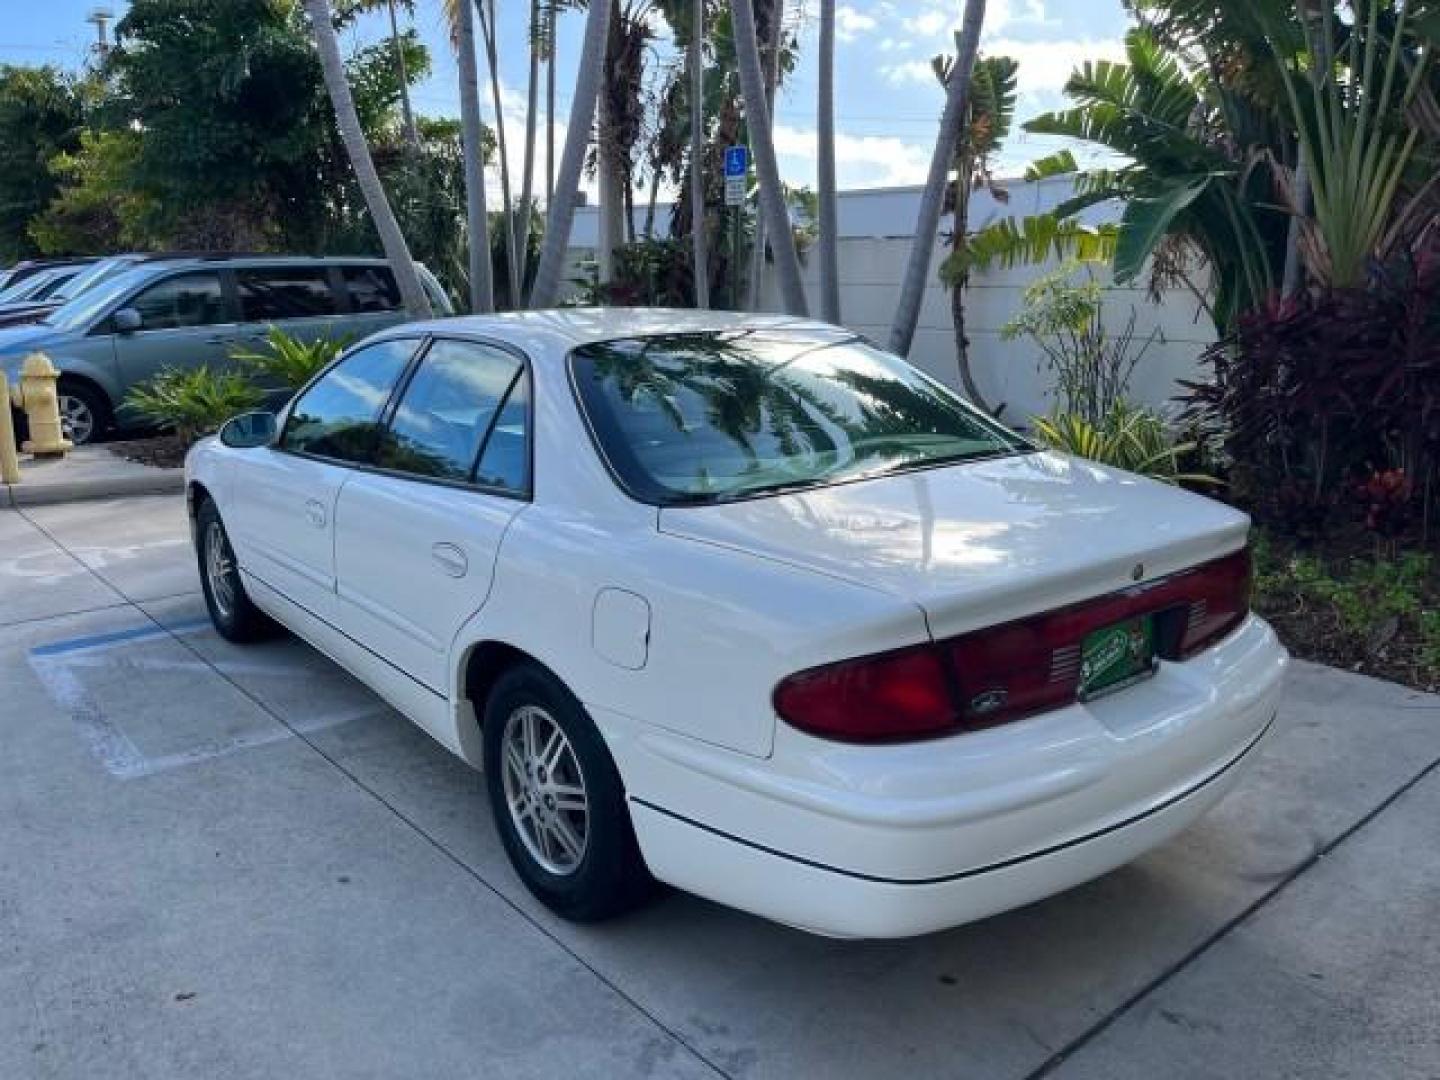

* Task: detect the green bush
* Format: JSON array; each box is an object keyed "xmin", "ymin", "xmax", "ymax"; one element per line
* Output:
[
  {"xmin": 1031, "ymin": 402, "xmax": 1216, "ymax": 486},
  {"xmin": 124, "ymin": 366, "xmax": 263, "ymax": 446},
  {"xmin": 231, "ymin": 328, "xmax": 350, "ymax": 391}
]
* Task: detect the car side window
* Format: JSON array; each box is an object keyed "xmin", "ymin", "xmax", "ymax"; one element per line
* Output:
[
  {"xmin": 127, "ymin": 272, "xmax": 228, "ymax": 330},
  {"xmin": 375, "ymin": 339, "xmax": 528, "ymax": 489},
  {"xmin": 281, "ymin": 339, "xmax": 417, "ymax": 463},
  {"xmin": 343, "ymin": 266, "xmax": 402, "ymax": 313},
  {"xmin": 475, "ymin": 367, "xmax": 529, "ymax": 492},
  {"xmin": 236, "ymin": 268, "xmax": 339, "ymax": 321}
]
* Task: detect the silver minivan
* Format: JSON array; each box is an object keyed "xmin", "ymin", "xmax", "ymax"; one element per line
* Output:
[{"xmin": 0, "ymin": 255, "xmax": 452, "ymax": 444}]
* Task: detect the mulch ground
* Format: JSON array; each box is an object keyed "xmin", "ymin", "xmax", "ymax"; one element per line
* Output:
[{"xmin": 106, "ymin": 435, "xmax": 188, "ymax": 470}]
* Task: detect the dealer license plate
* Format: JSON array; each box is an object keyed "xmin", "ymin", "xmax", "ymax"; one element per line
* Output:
[{"xmin": 1079, "ymin": 615, "xmax": 1156, "ymax": 700}]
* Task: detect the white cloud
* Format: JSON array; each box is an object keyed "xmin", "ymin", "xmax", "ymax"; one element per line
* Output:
[
  {"xmin": 772, "ymin": 123, "xmax": 933, "ymax": 189},
  {"xmin": 836, "ymin": 5, "xmax": 878, "ymax": 42},
  {"xmin": 881, "ymin": 36, "xmax": 1126, "ymax": 96}
]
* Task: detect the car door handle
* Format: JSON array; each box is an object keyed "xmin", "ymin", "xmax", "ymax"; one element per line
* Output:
[
  {"xmin": 431, "ymin": 543, "xmax": 468, "ymax": 578},
  {"xmin": 304, "ymin": 499, "xmax": 327, "ymax": 528}
]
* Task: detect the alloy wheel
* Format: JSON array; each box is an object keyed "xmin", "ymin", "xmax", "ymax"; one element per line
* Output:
[
  {"xmin": 204, "ymin": 521, "xmax": 236, "ymax": 620},
  {"xmin": 500, "ymin": 704, "xmax": 590, "ymax": 875},
  {"xmin": 58, "ymin": 393, "xmax": 95, "ymax": 445}
]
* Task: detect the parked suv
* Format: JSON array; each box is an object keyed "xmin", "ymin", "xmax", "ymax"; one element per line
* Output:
[{"xmin": 0, "ymin": 255, "xmax": 452, "ymax": 444}]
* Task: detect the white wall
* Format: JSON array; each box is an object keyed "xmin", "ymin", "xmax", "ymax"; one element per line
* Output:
[{"xmin": 568, "ymin": 176, "xmax": 1216, "ymax": 423}]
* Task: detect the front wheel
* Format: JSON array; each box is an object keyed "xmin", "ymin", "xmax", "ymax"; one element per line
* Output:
[
  {"xmin": 196, "ymin": 499, "xmax": 274, "ymax": 643},
  {"xmin": 56, "ymin": 379, "xmax": 111, "ymax": 446},
  {"xmin": 483, "ymin": 663, "xmax": 652, "ymax": 921}
]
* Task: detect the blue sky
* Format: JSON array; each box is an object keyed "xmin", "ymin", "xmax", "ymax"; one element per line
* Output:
[{"xmin": 4, "ymin": 1, "xmax": 1131, "ymax": 191}]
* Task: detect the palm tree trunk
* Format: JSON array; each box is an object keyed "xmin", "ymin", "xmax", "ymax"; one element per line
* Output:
[
  {"xmin": 456, "ymin": 0, "xmax": 494, "ymax": 313},
  {"xmin": 386, "ymin": 0, "xmax": 423, "ymax": 154},
  {"xmin": 888, "ymin": 0, "xmax": 983, "ymax": 357},
  {"xmin": 746, "ymin": 0, "xmax": 784, "ymax": 310},
  {"xmin": 530, "ymin": 0, "xmax": 615, "ymax": 308},
  {"xmin": 517, "ymin": 0, "xmax": 542, "ymax": 293},
  {"xmin": 949, "ymin": 171, "xmax": 990, "ymax": 407},
  {"xmin": 729, "ymin": 0, "xmax": 807, "ymax": 316},
  {"xmin": 690, "ymin": 0, "xmax": 711, "ymax": 308},
  {"xmin": 303, "ymin": 0, "xmax": 433, "ymax": 319},
  {"xmin": 816, "ymin": 0, "xmax": 841, "ymax": 323},
  {"xmin": 1283, "ymin": 3, "xmax": 1327, "ymax": 300},
  {"xmin": 596, "ymin": 5, "xmax": 627, "ymax": 284},
  {"xmin": 546, "ymin": 3, "xmax": 557, "ymax": 203},
  {"xmin": 475, "ymin": 0, "xmax": 522, "ymax": 306}
]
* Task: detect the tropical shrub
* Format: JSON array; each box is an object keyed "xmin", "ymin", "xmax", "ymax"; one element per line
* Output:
[
  {"xmin": 571, "ymin": 239, "xmax": 696, "ymax": 308},
  {"xmin": 1001, "ymin": 262, "xmax": 1159, "ymax": 424},
  {"xmin": 231, "ymin": 327, "xmax": 350, "ymax": 391},
  {"xmin": 1184, "ymin": 238, "xmax": 1440, "ymax": 534},
  {"xmin": 1031, "ymin": 402, "xmax": 1214, "ymax": 486},
  {"xmin": 124, "ymin": 366, "xmax": 263, "ymax": 446}
]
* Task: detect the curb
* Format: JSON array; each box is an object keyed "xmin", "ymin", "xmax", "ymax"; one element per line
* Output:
[{"xmin": 3, "ymin": 468, "xmax": 185, "ymax": 509}]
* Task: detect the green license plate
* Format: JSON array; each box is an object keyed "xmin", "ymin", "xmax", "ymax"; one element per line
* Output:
[{"xmin": 1079, "ymin": 615, "xmax": 1156, "ymax": 700}]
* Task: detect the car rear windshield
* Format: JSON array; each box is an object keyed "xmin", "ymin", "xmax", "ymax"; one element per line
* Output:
[{"xmin": 570, "ymin": 330, "xmax": 1030, "ymax": 506}]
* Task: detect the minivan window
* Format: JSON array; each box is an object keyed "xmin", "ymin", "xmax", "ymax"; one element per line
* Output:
[
  {"xmin": 281, "ymin": 339, "xmax": 417, "ymax": 463},
  {"xmin": 570, "ymin": 331, "xmax": 1030, "ymax": 505},
  {"xmin": 343, "ymin": 266, "xmax": 402, "ymax": 312},
  {"xmin": 237, "ymin": 268, "xmax": 339, "ymax": 321},
  {"xmin": 375, "ymin": 339, "xmax": 524, "ymax": 485},
  {"xmin": 46, "ymin": 267, "xmax": 155, "ymax": 331},
  {"xmin": 129, "ymin": 272, "xmax": 228, "ymax": 331}
]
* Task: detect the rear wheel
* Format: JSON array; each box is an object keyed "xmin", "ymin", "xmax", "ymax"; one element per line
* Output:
[
  {"xmin": 56, "ymin": 379, "xmax": 111, "ymax": 446},
  {"xmin": 483, "ymin": 663, "xmax": 652, "ymax": 921},
  {"xmin": 196, "ymin": 499, "xmax": 273, "ymax": 643}
]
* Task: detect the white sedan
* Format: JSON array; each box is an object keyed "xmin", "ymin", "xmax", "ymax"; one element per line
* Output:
[{"xmin": 186, "ymin": 309, "xmax": 1288, "ymax": 939}]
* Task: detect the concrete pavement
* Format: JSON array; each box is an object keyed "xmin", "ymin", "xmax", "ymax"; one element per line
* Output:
[
  {"xmin": 4, "ymin": 446, "xmax": 183, "ymax": 508},
  {"xmin": 2, "ymin": 495, "xmax": 1438, "ymax": 1079}
]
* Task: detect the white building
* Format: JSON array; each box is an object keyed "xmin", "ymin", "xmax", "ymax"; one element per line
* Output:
[{"xmin": 570, "ymin": 177, "xmax": 1215, "ymax": 423}]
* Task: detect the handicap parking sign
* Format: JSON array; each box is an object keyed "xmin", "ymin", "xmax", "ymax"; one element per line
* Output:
[{"xmin": 724, "ymin": 145, "xmax": 749, "ymax": 178}]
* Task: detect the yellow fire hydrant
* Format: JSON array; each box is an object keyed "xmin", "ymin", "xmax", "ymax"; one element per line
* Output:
[{"xmin": 10, "ymin": 353, "xmax": 72, "ymax": 459}]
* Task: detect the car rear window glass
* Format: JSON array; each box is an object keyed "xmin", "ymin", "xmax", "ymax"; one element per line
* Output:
[
  {"xmin": 376, "ymin": 339, "xmax": 526, "ymax": 488},
  {"xmin": 282, "ymin": 339, "xmax": 417, "ymax": 463},
  {"xmin": 129, "ymin": 272, "xmax": 228, "ymax": 330},
  {"xmin": 237, "ymin": 268, "xmax": 338, "ymax": 321},
  {"xmin": 570, "ymin": 330, "xmax": 1030, "ymax": 505},
  {"xmin": 343, "ymin": 266, "xmax": 402, "ymax": 312}
]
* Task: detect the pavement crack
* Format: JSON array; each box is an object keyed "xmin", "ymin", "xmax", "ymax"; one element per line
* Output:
[
  {"xmin": 1022, "ymin": 747, "xmax": 1440, "ymax": 1079},
  {"xmin": 129, "ymin": 603, "xmax": 735, "ymax": 1080}
]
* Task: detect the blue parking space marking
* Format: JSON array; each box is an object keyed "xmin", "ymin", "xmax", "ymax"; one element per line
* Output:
[{"xmin": 30, "ymin": 618, "xmax": 210, "ymax": 658}]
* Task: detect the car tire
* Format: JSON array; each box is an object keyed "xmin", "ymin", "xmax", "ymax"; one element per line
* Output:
[
  {"xmin": 483, "ymin": 663, "xmax": 653, "ymax": 922},
  {"xmin": 196, "ymin": 499, "xmax": 274, "ymax": 644},
  {"xmin": 56, "ymin": 378, "xmax": 111, "ymax": 446}
]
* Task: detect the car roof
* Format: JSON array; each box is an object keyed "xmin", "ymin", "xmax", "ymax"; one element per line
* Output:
[{"xmin": 383, "ymin": 308, "xmax": 847, "ymax": 353}]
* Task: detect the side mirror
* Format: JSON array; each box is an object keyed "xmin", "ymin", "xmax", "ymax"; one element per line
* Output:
[
  {"xmin": 113, "ymin": 307, "xmax": 142, "ymax": 334},
  {"xmin": 219, "ymin": 410, "xmax": 278, "ymax": 449}
]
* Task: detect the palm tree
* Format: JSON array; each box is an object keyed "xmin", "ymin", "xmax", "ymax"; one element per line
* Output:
[
  {"xmin": 729, "ymin": 0, "xmax": 807, "ymax": 316},
  {"xmin": 517, "ymin": 0, "xmax": 543, "ymax": 291},
  {"xmin": 530, "ymin": 0, "xmax": 616, "ymax": 307},
  {"xmin": 746, "ymin": 0, "xmax": 785, "ymax": 310},
  {"xmin": 384, "ymin": 0, "xmax": 423, "ymax": 153},
  {"xmin": 816, "ymin": 0, "xmax": 840, "ymax": 323},
  {"xmin": 889, "ymin": 0, "xmax": 984, "ymax": 357},
  {"xmin": 455, "ymin": 0, "xmax": 494, "ymax": 311},
  {"xmin": 474, "ymin": 0, "xmax": 523, "ymax": 305},
  {"xmin": 690, "ymin": 0, "xmax": 711, "ymax": 307},
  {"xmin": 302, "ymin": 0, "xmax": 433, "ymax": 318},
  {"xmin": 933, "ymin": 52, "xmax": 1017, "ymax": 408}
]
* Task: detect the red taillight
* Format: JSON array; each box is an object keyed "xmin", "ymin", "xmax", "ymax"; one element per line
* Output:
[
  {"xmin": 1176, "ymin": 547, "xmax": 1252, "ymax": 657},
  {"xmin": 775, "ymin": 548, "xmax": 1252, "ymax": 743},
  {"xmin": 773, "ymin": 645, "xmax": 958, "ymax": 742}
]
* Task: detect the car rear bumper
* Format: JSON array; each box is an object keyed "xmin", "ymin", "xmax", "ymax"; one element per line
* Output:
[{"xmin": 613, "ymin": 615, "xmax": 1287, "ymax": 938}]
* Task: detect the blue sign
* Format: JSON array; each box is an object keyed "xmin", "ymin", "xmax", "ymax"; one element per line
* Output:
[{"xmin": 724, "ymin": 145, "xmax": 749, "ymax": 178}]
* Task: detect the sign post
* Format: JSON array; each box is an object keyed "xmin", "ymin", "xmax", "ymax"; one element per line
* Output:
[{"xmin": 725, "ymin": 147, "xmax": 749, "ymax": 306}]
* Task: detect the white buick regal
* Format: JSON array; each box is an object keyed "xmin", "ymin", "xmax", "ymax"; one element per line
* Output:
[{"xmin": 186, "ymin": 309, "xmax": 1288, "ymax": 939}]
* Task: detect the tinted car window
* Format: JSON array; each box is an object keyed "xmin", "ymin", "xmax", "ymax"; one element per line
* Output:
[
  {"xmin": 237, "ymin": 268, "xmax": 338, "ymax": 321},
  {"xmin": 343, "ymin": 266, "xmax": 402, "ymax": 312},
  {"xmin": 475, "ymin": 367, "xmax": 529, "ymax": 492},
  {"xmin": 129, "ymin": 272, "xmax": 228, "ymax": 330},
  {"xmin": 570, "ymin": 331, "xmax": 1029, "ymax": 505},
  {"xmin": 376, "ymin": 339, "xmax": 524, "ymax": 484},
  {"xmin": 282, "ymin": 339, "xmax": 417, "ymax": 463}
]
